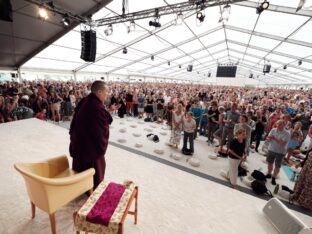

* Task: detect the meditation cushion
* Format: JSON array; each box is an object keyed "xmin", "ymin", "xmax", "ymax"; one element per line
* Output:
[
  {"xmin": 132, "ymin": 133, "xmax": 141, "ymax": 137},
  {"xmin": 208, "ymin": 154, "xmax": 218, "ymax": 160},
  {"xmin": 159, "ymin": 132, "xmax": 167, "ymax": 136},
  {"xmin": 154, "ymin": 149, "xmax": 164, "ymax": 155},
  {"xmin": 117, "ymin": 139, "xmax": 126, "ymax": 143},
  {"xmin": 243, "ymin": 175, "xmax": 254, "ymax": 187},
  {"xmin": 189, "ymin": 158, "xmax": 200, "ymax": 167},
  {"xmin": 171, "ymin": 154, "xmax": 182, "ymax": 161},
  {"xmin": 130, "ymin": 125, "xmax": 137, "ymax": 128},
  {"xmin": 119, "ymin": 128, "xmax": 126, "ymax": 133},
  {"xmin": 134, "ymin": 143, "xmax": 143, "ymax": 148}
]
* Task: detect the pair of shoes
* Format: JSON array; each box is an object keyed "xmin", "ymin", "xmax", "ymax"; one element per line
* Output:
[
  {"xmin": 271, "ymin": 177, "xmax": 276, "ymax": 185},
  {"xmin": 266, "ymin": 174, "xmax": 272, "ymax": 179}
]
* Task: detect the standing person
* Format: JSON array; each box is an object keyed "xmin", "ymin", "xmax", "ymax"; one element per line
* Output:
[
  {"xmin": 284, "ymin": 122, "xmax": 303, "ymax": 164},
  {"xmin": 137, "ymin": 93, "xmax": 145, "ymax": 119},
  {"xmin": 168, "ymin": 104, "xmax": 183, "ymax": 148},
  {"xmin": 219, "ymin": 103, "xmax": 240, "ymax": 154},
  {"xmin": 213, "ymin": 106, "xmax": 225, "ymax": 147},
  {"xmin": 156, "ymin": 93, "xmax": 165, "ymax": 123},
  {"xmin": 190, "ymin": 101, "xmax": 202, "ymax": 139},
  {"xmin": 251, "ymin": 110, "xmax": 267, "ymax": 152},
  {"xmin": 292, "ymin": 150, "xmax": 312, "ymax": 210},
  {"xmin": 227, "ymin": 129, "xmax": 246, "ymax": 189},
  {"xmin": 206, "ymin": 101, "xmax": 219, "ymax": 144},
  {"xmin": 266, "ymin": 120, "xmax": 290, "ymax": 185},
  {"xmin": 234, "ymin": 115, "xmax": 252, "ymax": 156},
  {"xmin": 182, "ymin": 112, "xmax": 196, "ymax": 154},
  {"xmin": 69, "ymin": 81, "xmax": 119, "ymax": 189}
]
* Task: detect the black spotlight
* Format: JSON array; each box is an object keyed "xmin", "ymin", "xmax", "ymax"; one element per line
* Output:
[
  {"xmin": 179, "ymin": 65, "xmax": 181, "ymax": 69},
  {"xmin": 249, "ymin": 74, "xmax": 253, "ymax": 78},
  {"xmin": 274, "ymin": 69, "xmax": 277, "ymax": 73},
  {"xmin": 123, "ymin": 47, "xmax": 127, "ymax": 54},
  {"xmin": 61, "ymin": 14, "xmax": 70, "ymax": 26},
  {"xmin": 151, "ymin": 55, "xmax": 154, "ymax": 61},
  {"xmin": 298, "ymin": 60, "xmax": 302, "ymax": 66},
  {"xmin": 196, "ymin": 11, "xmax": 205, "ymax": 23},
  {"xmin": 283, "ymin": 65, "xmax": 287, "ymax": 69},
  {"xmin": 256, "ymin": 1, "xmax": 270, "ymax": 14},
  {"xmin": 208, "ymin": 72, "xmax": 211, "ymax": 77},
  {"xmin": 168, "ymin": 61, "xmax": 170, "ymax": 66},
  {"xmin": 149, "ymin": 20, "xmax": 161, "ymax": 28}
]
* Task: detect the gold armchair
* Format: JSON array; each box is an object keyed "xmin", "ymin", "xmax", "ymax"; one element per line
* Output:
[{"xmin": 14, "ymin": 155, "xmax": 95, "ymax": 234}]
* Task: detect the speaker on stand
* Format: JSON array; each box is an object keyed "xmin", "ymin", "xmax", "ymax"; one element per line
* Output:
[{"xmin": 80, "ymin": 30, "xmax": 96, "ymax": 62}]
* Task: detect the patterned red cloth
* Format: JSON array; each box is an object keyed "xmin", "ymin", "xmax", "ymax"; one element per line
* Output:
[{"xmin": 86, "ymin": 182, "xmax": 126, "ymax": 226}]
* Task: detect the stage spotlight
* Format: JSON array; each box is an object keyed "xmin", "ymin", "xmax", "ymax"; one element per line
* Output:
[
  {"xmin": 249, "ymin": 74, "xmax": 253, "ymax": 78},
  {"xmin": 149, "ymin": 19, "xmax": 161, "ymax": 28},
  {"xmin": 168, "ymin": 61, "xmax": 170, "ymax": 66},
  {"xmin": 196, "ymin": 11, "xmax": 205, "ymax": 23},
  {"xmin": 127, "ymin": 20, "xmax": 135, "ymax": 33},
  {"xmin": 151, "ymin": 55, "xmax": 154, "ymax": 61},
  {"xmin": 208, "ymin": 72, "xmax": 211, "ymax": 77},
  {"xmin": 298, "ymin": 60, "xmax": 302, "ymax": 65},
  {"xmin": 256, "ymin": 1, "xmax": 270, "ymax": 14},
  {"xmin": 104, "ymin": 24, "xmax": 113, "ymax": 36},
  {"xmin": 123, "ymin": 47, "xmax": 127, "ymax": 54},
  {"xmin": 38, "ymin": 7, "xmax": 48, "ymax": 20},
  {"xmin": 179, "ymin": 65, "xmax": 181, "ymax": 69},
  {"xmin": 219, "ymin": 4, "xmax": 231, "ymax": 23},
  {"xmin": 283, "ymin": 65, "xmax": 287, "ymax": 69},
  {"xmin": 274, "ymin": 69, "xmax": 277, "ymax": 73},
  {"xmin": 61, "ymin": 14, "xmax": 70, "ymax": 26},
  {"xmin": 175, "ymin": 12, "xmax": 183, "ymax": 25}
]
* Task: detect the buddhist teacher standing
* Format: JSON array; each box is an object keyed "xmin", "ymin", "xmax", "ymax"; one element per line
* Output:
[{"xmin": 69, "ymin": 80, "xmax": 119, "ymax": 188}]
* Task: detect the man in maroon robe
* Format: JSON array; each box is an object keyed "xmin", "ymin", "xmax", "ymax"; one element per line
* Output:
[{"xmin": 69, "ymin": 80, "xmax": 119, "ymax": 188}]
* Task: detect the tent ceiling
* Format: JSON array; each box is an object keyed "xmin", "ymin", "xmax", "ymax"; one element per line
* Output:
[
  {"xmin": 0, "ymin": 0, "xmax": 111, "ymax": 69},
  {"xmin": 16, "ymin": 0, "xmax": 312, "ymax": 84}
]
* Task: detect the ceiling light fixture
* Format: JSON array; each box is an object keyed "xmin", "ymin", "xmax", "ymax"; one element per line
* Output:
[
  {"xmin": 151, "ymin": 55, "xmax": 154, "ymax": 61},
  {"xmin": 196, "ymin": 11, "xmax": 205, "ymax": 23},
  {"xmin": 38, "ymin": 7, "xmax": 48, "ymax": 20},
  {"xmin": 149, "ymin": 18, "xmax": 161, "ymax": 28},
  {"xmin": 122, "ymin": 47, "xmax": 127, "ymax": 54},
  {"xmin": 219, "ymin": 4, "xmax": 231, "ymax": 23},
  {"xmin": 168, "ymin": 61, "xmax": 170, "ymax": 66},
  {"xmin": 175, "ymin": 12, "xmax": 183, "ymax": 26},
  {"xmin": 256, "ymin": 1, "xmax": 270, "ymax": 14},
  {"xmin": 61, "ymin": 14, "xmax": 70, "ymax": 26},
  {"xmin": 283, "ymin": 65, "xmax": 287, "ymax": 69},
  {"xmin": 104, "ymin": 24, "xmax": 113, "ymax": 36},
  {"xmin": 127, "ymin": 20, "xmax": 135, "ymax": 33},
  {"xmin": 298, "ymin": 60, "xmax": 302, "ymax": 65}
]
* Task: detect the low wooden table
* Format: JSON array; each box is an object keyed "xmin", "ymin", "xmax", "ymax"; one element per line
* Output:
[{"xmin": 74, "ymin": 181, "xmax": 138, "ymax": 234}]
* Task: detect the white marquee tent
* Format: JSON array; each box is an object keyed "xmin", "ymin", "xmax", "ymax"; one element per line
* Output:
[{"xmin": 3, "ymin": 0, "xmax": 312, "ymax": 87}]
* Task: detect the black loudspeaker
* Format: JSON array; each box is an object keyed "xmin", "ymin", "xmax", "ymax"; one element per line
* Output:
[
  {"xmin": 263, "ymin": 64, "xmax": 271, "ymax": 73},
  {"xmin": 80, "ymin": 30, "xmax": 96, "ymax": 62},
  {"xmin": 187, "ymin": 65, "xmax": 193, "ymax": 72},
  {"xmin": 0, "ymin": 0, "xmax": 13, "ymax": 22}
]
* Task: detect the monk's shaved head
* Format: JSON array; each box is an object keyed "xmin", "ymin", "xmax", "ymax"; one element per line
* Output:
[{"xmin": 91, "ymin": 80, "xmax": 106, "ymax": 93}]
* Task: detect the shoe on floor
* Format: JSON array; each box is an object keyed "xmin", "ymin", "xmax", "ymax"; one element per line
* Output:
[
  {"xmin": 271, "ymin": 177, "xmax": 276, "ymax": 185},
  {"xmin": 266, "ymin": 174, "xmax": 272, "ymax": 179}
]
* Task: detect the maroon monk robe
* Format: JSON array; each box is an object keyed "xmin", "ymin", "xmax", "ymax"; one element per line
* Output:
[{"xmin": 69, "ymin": 92, "xmax": 113, "ymax": 188}]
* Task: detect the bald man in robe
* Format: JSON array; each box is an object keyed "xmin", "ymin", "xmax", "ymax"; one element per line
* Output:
[{"xmin": 69, "ymin": 80, "xmax": 119, "ymax": 188}]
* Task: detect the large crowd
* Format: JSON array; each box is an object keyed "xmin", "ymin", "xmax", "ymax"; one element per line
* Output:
[{"xmin": 1, "ymin": 79, "xmax": 311, "ymax": 209}]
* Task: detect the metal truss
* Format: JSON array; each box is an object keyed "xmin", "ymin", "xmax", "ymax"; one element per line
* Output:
[
  {"xmin": 234, "ymin": 1, "xmax": 312, "ymax": 18},
  {"xmin": 95, "ymin": 0, "xmax": 245, "ymax": 27}
]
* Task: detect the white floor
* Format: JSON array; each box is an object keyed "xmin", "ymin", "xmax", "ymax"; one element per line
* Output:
[{"xmin": 0, "ymin": 118, "xmax": 311, "ymax": 234}]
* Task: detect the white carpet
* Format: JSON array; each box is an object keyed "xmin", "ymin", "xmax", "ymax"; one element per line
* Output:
[{"xmin": 0, "ymin": 118, "xmax": 311, "ymax": 234}]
